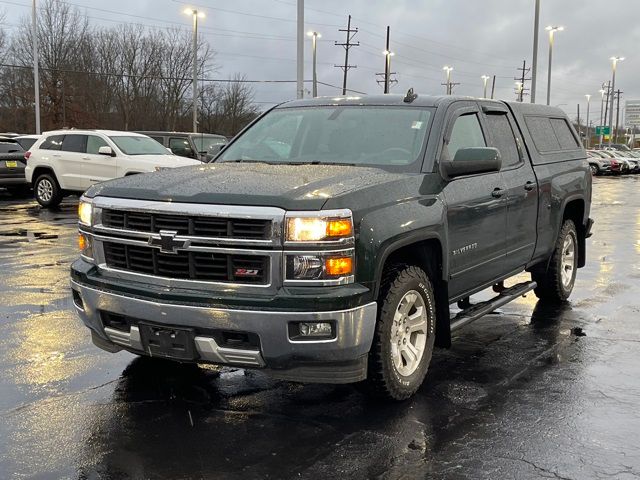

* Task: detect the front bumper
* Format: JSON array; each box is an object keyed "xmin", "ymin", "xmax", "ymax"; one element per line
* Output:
[{"xmin": 70, "ymin": 279, "xmax": 378, "ymax": 383}]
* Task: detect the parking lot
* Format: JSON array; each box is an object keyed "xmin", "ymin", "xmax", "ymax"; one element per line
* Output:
[{"xmin": 0, "ymin": 175, "xmax": 639, "ymax": 479}]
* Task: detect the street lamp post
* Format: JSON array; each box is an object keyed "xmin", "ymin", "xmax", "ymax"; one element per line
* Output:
[
  {"xmin": 307, "ymin": 31, "xmax": 321, "ymax": 97},
  {"xmin": 585, "ymin": 94, "xmax": 591, "ymax": 148},
  {"xmin": 599, "ymin": 88, "xmax": 606, "ymax": 146},
  {"xmin": 481, "ymin": 75, "xmax": 490, "ymax": 98},
  {"xmin": 32, "ymin": 0, "xmax": 41, "ymax": 134},
  {"xmin": 608, "ymin": 56, "xmax": 624, "ymax": 146},
  {"xmin": 443, "ymin": 66, "xmax": 453, "ymax": 95},
  {"xmin": 531, "ymin": 0, "xmax": 541, "ymax": 103},
  {"xmin": 382, "ymin": 49, "xmax": 395, "ymax": 94},
  {"xmin": 545, "ymin": 25, "xmax": 564, "ymax": 106},
  {"xmin": 184, "ymin": 8, "xmax": 205, "ymax": 133}
]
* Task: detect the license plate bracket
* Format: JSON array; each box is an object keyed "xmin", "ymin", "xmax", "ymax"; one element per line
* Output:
[{"xmin": 139, "ymin": 323, "xmax": 196, "ymax": 360}]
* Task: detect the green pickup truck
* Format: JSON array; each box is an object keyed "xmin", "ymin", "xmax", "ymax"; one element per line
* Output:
[{"xmin": 71, "ymin": 93, "xmax": 593, "ymax": 400}]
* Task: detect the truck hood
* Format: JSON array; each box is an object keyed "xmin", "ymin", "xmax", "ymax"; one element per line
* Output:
[
  {"xmin": 84, "ymin": 162, "xmax": 414, "ymax": 210},
  {"xmin": 130, "ymin": 154, "xmax": 201, "ymax": 167}
]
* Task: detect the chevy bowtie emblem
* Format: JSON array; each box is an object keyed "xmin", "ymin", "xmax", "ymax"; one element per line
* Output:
[{"xmin": 148, "ymin": 230, "xmax": 191, "ymax": 254}]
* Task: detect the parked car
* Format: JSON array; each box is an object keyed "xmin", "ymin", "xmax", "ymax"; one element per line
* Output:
[
  {"xmin": 136, "ymin": 131, "xmax": 228, "ymax": 162},
  {"xmin": 25, "ymin": 129, "xmax": 201, "ymax": 207},
  {"xmin": 586, "ymin": 150, "xmax": 612, "ymax": 175},
  {"xmin": 598, "ymin": 150, "xmax": 630, "ymax": 174},
  {"xmin": 71, "ymin": 94, "xmax": 592, "ymax": 401},
  {"xmin": 0, "ymin": 138, "xmax": 29, "ymax": 195},
  {"xmin": 14, "ymin": 134, "xmax": 41, "ymax": 151}
]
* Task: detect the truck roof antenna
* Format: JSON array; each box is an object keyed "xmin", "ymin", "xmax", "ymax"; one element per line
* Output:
[{"xmin": 403, "ymin": 88, "xmax": 418, "ymax": 103}]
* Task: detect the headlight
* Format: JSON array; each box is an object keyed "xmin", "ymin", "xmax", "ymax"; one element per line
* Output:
[
  {"xmin": 285, "ymin": 250, "xmax": 354, "ymax": 283},
  {"xmin": 285, "ymin": 211, "xmax": 353, "ymax": 242},
  {"xmin": 78, "ymin": 200, "xmax": 93, "ymax": 226}
]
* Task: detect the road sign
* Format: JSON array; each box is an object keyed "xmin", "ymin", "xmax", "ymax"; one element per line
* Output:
[{"xmin": 596, "ymin": 126, "xmax": 611, "ymax": 135}]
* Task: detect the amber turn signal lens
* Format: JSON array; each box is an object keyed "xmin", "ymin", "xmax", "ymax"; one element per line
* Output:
[
  {"xmin": 78, "ymin": 233, "xmax": 88, "ymax": 252},
  {"xmin": 326, "ymin": 219, "xmax": 353, "ymax": 238},
  {"xmin": 325, "ymin": 256, "xmax": 353, "ymax": 276}
]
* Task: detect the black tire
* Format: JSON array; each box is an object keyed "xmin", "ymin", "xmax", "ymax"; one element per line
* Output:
[
  {"xmin": 532, "ymin": 220, "xmax": 578, "ymax": 302},
  {"xmin": 367, "ymin": 265, "xmax": 436, "ymax": 401},
  {"xmin": 589, "ymin": 164, "xmax": 598, "ymax": 175},
  {"xmin": 34, "ymin": 173, "xmax": 63, "ymax": 208}
]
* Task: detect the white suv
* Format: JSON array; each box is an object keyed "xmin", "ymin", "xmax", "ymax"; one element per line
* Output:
[{"xmin": 25, "ymin": 130, "xmax": 201, "ymax": 207}]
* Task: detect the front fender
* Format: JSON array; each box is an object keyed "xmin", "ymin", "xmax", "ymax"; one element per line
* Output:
[{"xmin": 355, "ymin": 195, "xmax": 448, "ymax": 291}]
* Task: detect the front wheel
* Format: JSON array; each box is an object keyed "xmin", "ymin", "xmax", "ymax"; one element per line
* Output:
[
  {"xmin": 589, "ymin": 164, "xmax": 599, "ymax": 175},
  {"xmin": 367, "ymin": 265, "xmax": 436, "ymax": 400},
  {"xmin": 533, "ymin": 220, "xmax": 578, "ymax": 302},
  {"xmin": 34, "ymin": 173, "xmax": 63, "ymax": 208}
]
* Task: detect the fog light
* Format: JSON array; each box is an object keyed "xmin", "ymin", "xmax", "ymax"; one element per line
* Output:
[{"xmin": 299, "ymin": 322, "xmax": 332, "ymax": 337}]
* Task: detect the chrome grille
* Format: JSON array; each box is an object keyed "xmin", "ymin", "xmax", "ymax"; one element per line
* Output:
[
  {"xmin": 103, "ymin": 242, "xmax": 269, "ymax": 284},
  {"xmin": 102, "ymin": 209, "xmax": 270, "ymax": 240}
]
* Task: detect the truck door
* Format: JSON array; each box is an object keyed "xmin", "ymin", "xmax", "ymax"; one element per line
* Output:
[
  {"xmin": 440, "ymin": 103, "xmax": 508, "ymax": 299},
  {"xmin": 480, "ymin": 103, "xmax": 538, "ymax": 271}
]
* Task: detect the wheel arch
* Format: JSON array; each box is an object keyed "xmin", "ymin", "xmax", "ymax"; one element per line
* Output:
[{"xmin": 374, "ymin": 232, "xmax": 451, "ymax": 348}]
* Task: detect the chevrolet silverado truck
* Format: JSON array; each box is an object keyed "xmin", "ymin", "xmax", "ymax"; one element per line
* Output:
[{"xmin": 70, "ymin": 93, "xmax": 593, "ymax": 400}]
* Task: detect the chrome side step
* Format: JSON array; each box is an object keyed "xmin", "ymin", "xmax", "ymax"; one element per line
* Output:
[{"xmin": 450, "ymin": 281, "xmax": 537, "ymax": 332}]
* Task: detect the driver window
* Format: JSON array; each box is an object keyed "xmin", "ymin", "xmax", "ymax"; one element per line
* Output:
[{"xmin": 445, "ymin": 113, "xmax": 486, "ymax": 160}]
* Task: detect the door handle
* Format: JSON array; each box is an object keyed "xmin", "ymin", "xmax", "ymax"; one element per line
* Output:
[
  {"xmin": 491, "ymin": 188, "xmax": 506, "ymax": 198},
  {"xmin": 524, "ymin": 181, "xmax": 536, "ymax": 191}
]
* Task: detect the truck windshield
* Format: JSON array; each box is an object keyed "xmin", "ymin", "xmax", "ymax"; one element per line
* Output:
[
  {"xmin": 109, "ymin": 136, "xmax": 170, "ymax": 155},
  {"xmin": 218, "ymin": 106, "xmax": 432, "ymax": 167}
]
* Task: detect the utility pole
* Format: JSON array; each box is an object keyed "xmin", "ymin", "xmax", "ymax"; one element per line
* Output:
[
  {"xmin": 531, "ymin": 0, "xmax": 540, "ymax": 103},
  {"xmin": 32, "ymin": 0, "xmax": 41, "ymax": 134},
  {"xmin": 296, "ymin": 0, "xmax": 304, "ymax": 99},
  {"xmin": 191, "ymin": 10, "xmax": 198, "ymax": 132},
  {"xmin": 481, "ymin": 75, "xmax": 490, "ymax": 98},
  {"xmin": 514, "ymin": 59, "xmax": 531, "ymax": 102},
  {"xmin": 615, "ymin": 89, "xmax": 623, "ymax": 144},
  {"xmin": 491, "ymin": 75, "xmax": 496, "ymax": 99},
  {"xmin": 335, "ymin": 15, "xmax": 359, "ymax": 95}
]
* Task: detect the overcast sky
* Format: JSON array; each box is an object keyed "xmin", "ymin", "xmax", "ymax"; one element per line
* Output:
[{"xmin": 4, "ymin": 0, "xmax": 640, "ymax": 124}]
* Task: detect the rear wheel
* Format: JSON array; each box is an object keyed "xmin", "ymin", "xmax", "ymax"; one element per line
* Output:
[
  {"xmin": 6, "ymin": 185, "xmax": 30, "ymax": 197},
  {"xmin": 34, "ymin": 173, "xmax": 63, "ymax": 208},
  {"xmin": 532, "ymin": 220, "xmax": 578, "ymax": 302},
  {"xmin": 367, "ymin": 265, "xmax": 436, "ymax": 400},
  {"xmin": 589, "ymin": 164, "xmax": 599, "ymax": 175}
]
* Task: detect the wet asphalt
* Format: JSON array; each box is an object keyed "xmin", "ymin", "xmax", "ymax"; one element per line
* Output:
[{"xmin": 0, "ymin": 176, "xmax": 639, "ymax": 480}]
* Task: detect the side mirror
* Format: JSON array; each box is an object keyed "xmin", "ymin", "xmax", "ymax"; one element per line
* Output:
[
  {"xmin": 98, "ymin": 146, "xmax": 115, "ymax": 157},
  {"xmin": 443, "ymin": 147, "xmax": 502, "ymax": 178}
]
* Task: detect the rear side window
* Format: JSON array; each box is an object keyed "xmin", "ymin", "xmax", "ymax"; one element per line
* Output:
[
  {"xmin": 525, "ymin": 116, "xmax": 579, "ymax": 153},
  {"xmin": 150, "ymin": 136, "xmax": 165, "ymax": 145},
  {"xmin": 61, "ymin": 134, "xmax": 87, "ymax": 153},
  {"xmin": 169, "ymin": 137, "xmax": 195, "ymax": 158},
  {"xmin": 550, "ymin": 118, "xmax": 579, "ymax": 149},
  {"xmin": 86, "ymin": 135, "xmax": 108, "ymax": 154},
  {"xmin": 40, "ymin": 135, "xmax": 64, "ymax": 150},
  {"xmin": 484, "ymin": 114, "xmax": 521, "ymax": 168},
  {"xmin": 447, "ymin": 113, "xmax": 486, "ymax": 160},
  {"xmin": 0, "ymin": 143, "xmax": 23, "ymax": 153}
]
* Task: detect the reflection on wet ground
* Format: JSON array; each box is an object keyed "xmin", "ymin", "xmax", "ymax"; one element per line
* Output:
[{"xmin": 1, "ymin": 177, "xmax": 640, "ymax": 479}]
